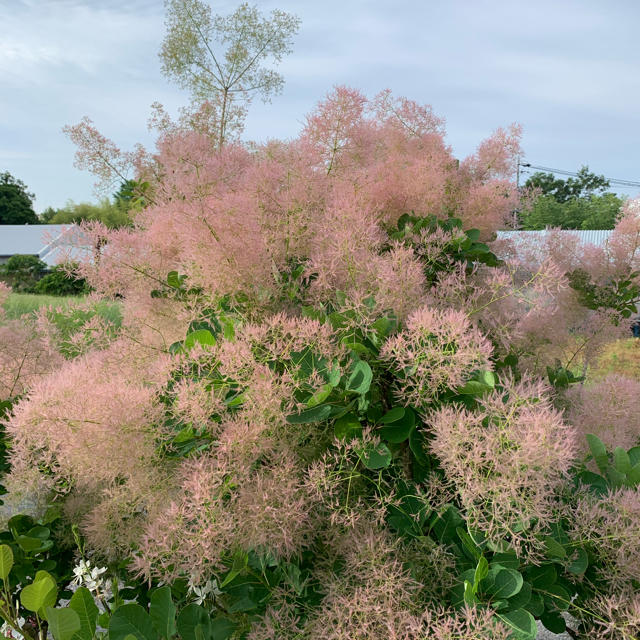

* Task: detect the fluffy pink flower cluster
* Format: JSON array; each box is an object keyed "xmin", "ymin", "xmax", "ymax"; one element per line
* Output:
[
  {"xmin": 381, "ymin": 306, "xmax": 493, "ymax": 407},
  {"xmin": 67, "ymin": 87, "xmax": 521, "ymax": 334},
  {"xmin": 0, "ymin": 320, "xmax": 64, "ymax": 401},
  {"xmin": 570, "ymin": 486, "xmax": 640, "ymax": 589},
  {"xmin": 429, "ymin": 376, "xmax": 578, "ymax": 555},
  {"xmin": 566, "ymin": 374, "xmax": 640, "ymax": 453}
]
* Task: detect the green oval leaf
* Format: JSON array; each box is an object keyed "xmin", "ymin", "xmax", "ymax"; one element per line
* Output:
[
  {"xmin": 359, "ymin": 442, "xmax": 392, "ymax": 470},
  {"xmin": 20, "ymin": 575, "xmax": 57, "ymax": 614},
  {"xmin": 0, "ymin": 545, "xmax": 13, "ymax": 581},
  {"xmin": 306, "ymin": 384, "xmax": 333, "ymax": 408},
  {"xmin": 483, "ymin": 568, "xmax": 523, "ymax": 599},
  {"xmin": 286, "ymin": 403, "xmax": 332, "ymax": 424},
  {"xmin": 496, "ymin": 608, "xmax": 537, "ymax": 640},
  {"xmin": 46, "ymin": 607, "xmax": 81, "ymax": 640},
  {"xmin": 543, "ymin": 536, "xmax": 566, "ymax": 559},
  {"xmin": 176, "ymin": 604, "xmax": 211, "ymax": 640},
  {"xmin": 334, "ymin": 413, "xmax": 362, "ymax": 441},
  {"xmin": 69, "ymin": 587, "xmax": 99, "ymax": 640},
  {"xmin": 346, "ymin": 361, "xmax": 373, "ymax": 395},
  {"xmin": 614, "ymin": 446, "xmax": 631, "ymax": 474},
  {"xmin": 586, "ymin": 433, "xmax": 609, "ymax": 474},
  {"xmin": 567, "ymin": 547, "xmax": 589, "ymax": 576},
  {"xmin": 150, "ymin": 586, "xmax": 176, "ymax": 640},
  {"xmin": 379, "ymin": 407, "xmax": 405, "ymax": 424},
  {"xmin": 108, "ymin": 604, "xmax": 156, "ymax": 640}
]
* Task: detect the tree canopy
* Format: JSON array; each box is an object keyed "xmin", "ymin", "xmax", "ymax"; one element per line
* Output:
[
  {"xmin": 159, "ymin": 0, "xmax": 300, "ymax": 148},
  {"xmin": 521, "ymin": 166, "xmax": 623, "ymax": 230},
  {"xmin": 0, "ymin": 172, "xmax": 39, "ymax": 225},
  {"xmin": 524, "ymin": 165, "xmax": 610, "ymax": 202},
  {"xmin": 42, "ymin": 199, "xmax": 131, "ymax": 229}
]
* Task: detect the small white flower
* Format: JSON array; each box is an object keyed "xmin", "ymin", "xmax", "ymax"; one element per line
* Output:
[
  {"xmin": 187, "ymin": 578, "xmax": 220, "ymax": 605},
  {"xmin": 70, "ymin": 560, "xmax": 108, "ymax": 594}
]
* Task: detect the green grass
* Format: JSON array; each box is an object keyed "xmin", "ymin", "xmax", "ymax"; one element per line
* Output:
[
  {"xmin": 3, "ymin": 293, "xmax": 122, "ymax": 326},
  {"xmin": 590, "ymin": 338, "xmax": 640, "ymax": 381}
]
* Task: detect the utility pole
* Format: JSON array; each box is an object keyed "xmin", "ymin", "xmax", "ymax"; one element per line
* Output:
[{"xmin": 513, "ymin": 155, "xmax": 521, "ymax": 229}]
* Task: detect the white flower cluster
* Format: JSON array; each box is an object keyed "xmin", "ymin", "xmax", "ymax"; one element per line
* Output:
[
  {"xmin": 187, "ymin": 578, "xmax": 221, "ymax": 605},
  {"xmin": 71, "ymin": 559, "xmax": 108, "ymax": 594}
]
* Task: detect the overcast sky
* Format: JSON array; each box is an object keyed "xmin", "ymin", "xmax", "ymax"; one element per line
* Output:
[{"xmin": 1, "ymin": 0, "xmax": 639, "ymax": 212}]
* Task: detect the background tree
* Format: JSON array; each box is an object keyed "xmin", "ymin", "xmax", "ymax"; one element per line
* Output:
[
  {"xmin": 160, "ymin": 0, "xmax": 301, "ymax": 148},
  {"xmin": 525, "ymin": 165, "xmax": 610, "ymax": 202},
  {"xmin": 521, "ymin": 165, "xmax": 623, "ymax": 230},
  {"xmin": 0, "ymin": 172, "xmax": 39, "ymax": 225},
  {"xmin": 43, "ymin": 199, "xmax": 131, "ymax": 229},
  {"xmin": 0, "ymin": 255, "xmax": 47, "ymax": 292}
]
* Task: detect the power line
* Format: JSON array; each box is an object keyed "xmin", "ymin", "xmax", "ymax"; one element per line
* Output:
[{"xmin": 519, "ymin": 162, "xmax": 640, "ymax": 189}]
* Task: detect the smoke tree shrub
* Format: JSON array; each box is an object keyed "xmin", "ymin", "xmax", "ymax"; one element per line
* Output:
[{"xmin": 1, "ymin": 88, "xmax": 639, "ymax": 640}]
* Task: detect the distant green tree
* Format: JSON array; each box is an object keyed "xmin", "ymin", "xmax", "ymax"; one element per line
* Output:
[
  {"xmin": 524, "ymin": 166, "xmax": 610, "ymax": 203},
  {"xmin": 521, "ymin": 166, "xmax": 623, "ymax": 230},
  {"xmin": 521, "ymin": 193, "xmax": 622, "ymax": 230},
  {"xmin": 46, "ymin": 198, "xmax": 131, "ymax": 229},
  {"xmin": 0, "ymin": 172, "xmax": 39, "ymax": 225},
  {"xmin": 40, "ymin": 207, "xmax": 58, "ymax": 223}
]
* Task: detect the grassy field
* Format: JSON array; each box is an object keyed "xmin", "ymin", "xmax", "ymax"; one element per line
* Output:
[
  {"xmin": 2, "ymin": 293, "xmax": 122, "ymax": 325},
  {"xmin": 591, "ymin": 338, "xmax": 640, "ymax": 381}
]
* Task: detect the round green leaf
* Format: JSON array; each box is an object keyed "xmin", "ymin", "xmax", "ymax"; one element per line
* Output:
[
  {"xmin": 497, "ymin": 609, "xmax": 537, "ymax": 640},
  {"xmin": 483, "ymin": 568, "xmax": 523, "ymax": 599},
  {"xmin": 543, "ymin": 536, "xmax": 566, "ymax": 559},
  {"xmin": 567, "ymin": 547, "xmax": 589, "ymax": 576},
  {"xmin": 540, "ymin": 610, "xmax": 566, "ymax": 634},
  {"xmin": 346, "ymin": 361, "xmax": 373, "ymax": 395},
  {"xmin": 108, "ymin": 604, "xmax": 157, "ymax": 640},
  {"xmin": 379, "ymin": 407, "xmax": 405, "ymax": 424},
  {"xmin": 359, "ymin": 442, "xmax": 392, "ymax": 470},
  {"xmin": 176, "ymin": 604, "xmax": 212, "ymax": 640},
  {"xmin": 334, "ymin": 413, "xmax": 362, "ymax": 441},
  {"xmin": 46, "ymin": 607, "xmax": 81, "ymax": 640},
  {"xmin": 20, "ymin": 575, "xmax": 57, "ymax": 613}
]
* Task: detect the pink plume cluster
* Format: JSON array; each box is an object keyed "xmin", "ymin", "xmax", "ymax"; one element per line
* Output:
[
  {"xmin": 570, "ymin": 486, "xmax": 640, "ymax": 590},
  {"xmin": 0, "ymin": 320, "xmax": 64, "ymax": 402},
  {"xmin": 566, "ymin": 374, "xmax": 640, "ymax": 453},
  {"xmin": 381, "ymin": 306, "xmax": 493, "ymax": 407},
  {"xmin": 69, "ymin": 87, "xmax": 522, "ymax": 334},
  {"xmin": 429, "ymin": 376, "xmax": 578, "ymax": 556}
]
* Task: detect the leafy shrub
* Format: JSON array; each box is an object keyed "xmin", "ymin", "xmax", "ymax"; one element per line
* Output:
[
  {"xmin": 34, "ymin": 265, "xmax": 90, "ymax": 296},
  {"xmin": 3, "ymin": 88, "xmax": 640, "ymax": 640},
  {"xmin": 0, "ymin": 255, "xmax": 47, "ymax": 293}
]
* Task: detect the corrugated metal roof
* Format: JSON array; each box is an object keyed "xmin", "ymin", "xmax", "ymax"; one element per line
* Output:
[
  {"xmin": 0, "ymin": 225, "xmax": 92, "ymax": 266},
  {"xmin": 0, "ymin": 225, "xmax": 69, "ymax": 256},
  {"xmin": 496, "ymin": 229, "xmax": 613, "ymax": 248}
]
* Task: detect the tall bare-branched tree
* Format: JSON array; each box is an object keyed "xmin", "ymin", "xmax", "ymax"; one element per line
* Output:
[{"xmin": 160, "ymin": 0, "xmax": 301, "ymax": 149}]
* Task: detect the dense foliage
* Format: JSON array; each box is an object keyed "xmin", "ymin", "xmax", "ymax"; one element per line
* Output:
[
  {"xmin": 521, "ymin": 167, "xmax": 623, "ymax": 230},
  {"xmin": 41, "ymin": 200, "xmax": 131, "ymax": 229},
  {"xmin": 1, "ymin": 89, "xmax": 640, "ymax": 640},
  {"xmin": 0, "ymin": 256, "xmax": 48, "ymax": 293},
  {"xmin": 1, "ymin": 257, "xmax": 89, "ymax": 296},
  {"xmin": 0, "ymin": 172, "xmax": 39, "ymax": 225}
]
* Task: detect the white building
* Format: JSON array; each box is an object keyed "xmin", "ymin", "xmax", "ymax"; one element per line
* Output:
[{"xmin": 0, "ymin": 225, "xmax": 92, "ymax": 266}]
